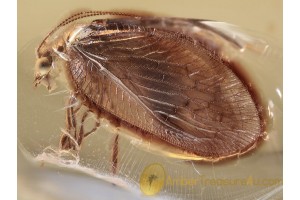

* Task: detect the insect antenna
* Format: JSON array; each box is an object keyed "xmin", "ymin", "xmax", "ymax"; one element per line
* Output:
[{"xmin": 36, "ymin": 11, "xmax": 141, "ymax": 58}]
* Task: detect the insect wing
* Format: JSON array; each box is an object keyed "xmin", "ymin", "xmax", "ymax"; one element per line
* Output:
[{"xmin": 67, "ymin": 20, "xmax": 261, "ymax": 159}]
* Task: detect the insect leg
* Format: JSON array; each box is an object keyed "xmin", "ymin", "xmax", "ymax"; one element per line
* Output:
[
  {"xmin": 84, "ymin": 120, "xmax": 100, "ymax": 138},
  {"xmin": 60, "ymin": 96, "xmax": 81, "ymax": 150},
  {"xmin": 111, "ymin": 134, "xmax": 119, "ymax": 175},
  {"xmin": 77, "ymin": 111, "xmax": 88, "ymax": 146},
  {"xmin": 77, "ymin": 111, "xmax": 100, "ymax": 146}
]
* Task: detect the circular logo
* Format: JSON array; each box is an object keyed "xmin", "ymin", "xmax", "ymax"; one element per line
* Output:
[{"xmin": 140, "ymin": 163, "xmax": 165, "ymax": 196}]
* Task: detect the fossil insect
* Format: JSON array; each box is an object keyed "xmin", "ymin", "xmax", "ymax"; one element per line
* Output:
[{"xmin": 34, "ymin": 11, "xmax": 265, "ymax": 172}]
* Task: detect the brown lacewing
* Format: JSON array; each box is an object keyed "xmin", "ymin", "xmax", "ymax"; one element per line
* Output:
[{"xmin": 34, "ymin": 11, "xmax": 265, "ymax": 167}]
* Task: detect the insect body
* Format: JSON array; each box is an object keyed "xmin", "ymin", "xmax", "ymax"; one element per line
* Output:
[{"xmin": 34, "ymin": 11, "xmax": 265, "ymax": 170}]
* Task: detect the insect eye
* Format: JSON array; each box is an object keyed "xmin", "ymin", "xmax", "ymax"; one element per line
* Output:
[
  {"xmin": 35, "ymin": 56, "xmax": 52, "ymax": 73},
  {"xmin": 39, "ymin": 60, "xmax": 51, "ymax": 69},
  {"xmin": 40, "ymin": 61, "xmax": 51, "ymax": 68}
]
